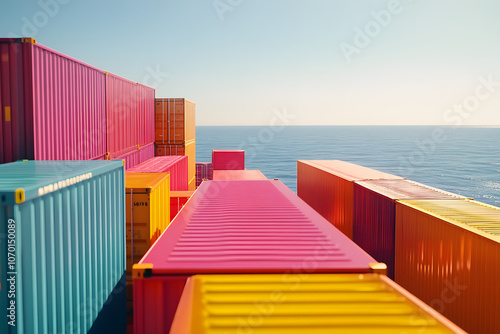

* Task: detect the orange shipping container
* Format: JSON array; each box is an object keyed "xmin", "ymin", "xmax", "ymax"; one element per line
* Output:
[
  {"xmin": 155, "ymin": 98, "xmax": 195, "ymax": 144},
  {"xmin": 395, "ymin": 199, "xmax": 500, "ymax": 334},
  {"xmin": 297, "ymin": 160, "xmax": 403, "ymax": 239},
  {"xmin": 213, "ymin": 169, "xmax": 267, "ymax": 180}
]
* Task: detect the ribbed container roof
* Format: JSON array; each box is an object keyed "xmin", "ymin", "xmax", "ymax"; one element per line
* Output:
[
  {"xmin": 301, "ymin": 160, "xmax": 404, "ymax": 181},
  {"xmin": 356, "ymin": 179, "xmax": 468, "ymax": 200},
  {"xmin": 127, "ymin": 156, "xmax": 187, "ymax": 172},
  {"xmin": 213, "ymin": 169, "xmax": 267, "ymax": 180},
  {"xmin": 171, "ymin": 274, "xmax": 465, "ymax": 333},
  {"xmin": 140, "ymin": 180, "xmax": 377, "ymax": 273},
  {"xmin": 399, "ymin": 199, "xmax": 500, "ymax": 237}
]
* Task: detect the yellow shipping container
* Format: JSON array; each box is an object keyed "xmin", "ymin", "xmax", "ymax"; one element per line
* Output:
[
  {"xmin": 125, "ymin": 172, "xmax": 170, "ymax": 275},
  {"xmin": 185, "ymin": 139, "xmax": 196, "ymax": 190},
  {"xmin": 170, "ymin": 273, "xmax": 465, "ymax": 334}
]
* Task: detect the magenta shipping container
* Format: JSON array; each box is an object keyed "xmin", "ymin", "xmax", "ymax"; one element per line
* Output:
[
  {"xmin": 106, "ymin": 73, "xmax": 154, "ymax": 159},
  {"xmin": 0, "ymin": 38, "xmax": 107, "ymax": 163},
  {"xmin": 211, "ymin": 149, "xmax": 245, "ymax": 170},
  {"xmin": 195, "ymin": 162, "xmax": 213, "ymax": 187},
  {"xmin": 353, "ymin": 179, "xmax": 467, "ymax": 279},
  {"xmin": 128, "ymin": 156, "xmax": 189, "ymax": 191},
  {"xmin": 132, "ymin": 180, "xmax": 383, "ymax": 333},
  {"xmin": 115, "ymin": 142, "xmax": 155, "ymax": 170}
]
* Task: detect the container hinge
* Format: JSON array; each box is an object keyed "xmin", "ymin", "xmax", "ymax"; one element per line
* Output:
[
  {"xmin": 133, "ymin": 263, "xmax": 153, "ymax": 279},
  {"xmin": 369, "ymin": 262, "xmax": 387, "ymax": 275}
]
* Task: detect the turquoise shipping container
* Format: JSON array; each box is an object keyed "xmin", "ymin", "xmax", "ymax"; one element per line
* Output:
[{"xmin": 0, "ymin": 160, "xmax": 126, "ymax": 334}]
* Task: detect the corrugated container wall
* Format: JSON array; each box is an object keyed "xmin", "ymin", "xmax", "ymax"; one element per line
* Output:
[
  {"xmin": 115, "ymin": 143, "xmax": 155, "ymax": 170},
  {"xmin": 128, "ymin": 156, "xmax": 189, "ymax": 191},
  {"xmin": 195, "ymin": 162, "xmax": 213, "ymax": 187},
  {"xmin": 133, "ymin": 180, "xmax": 383, "ymax": 334},
  {"xmin": 171, "ymin": 274, "xmax": 466, "ymax": 334},
  {"xmin": 395, "ymin": 199, "xmax": 500, "ymax": 334},
  {"xmin": 154, "ymin": 98, "xmax": 195, "ymax": 145},
  {"xmin": 213, "ymin": 169, "xmax": 267, "ymax": 180},
  {"xmin": 297, "ymin": 160, "xmax": 403, "ymax": 239},
  {"xmin": 212, "ymin": 150, "xmax": 245, "ymax": 170},
  {"xmin": 0, "ymin": 38, "xmax": 107, "ymax": 163},
  {"xmin": 353, "ymin": 179, "xmax": 467, "ymax": 278},
  {"xmin": 155, "ymin": 141, "xmax": 196, "ymax": 190},
  {"xmin": 138, "ymin": 85, "xmax": 155, "ymax": 147},
  {"xmin": 0, "ymin": 160, "xmax": 126, "ymax": 334}
]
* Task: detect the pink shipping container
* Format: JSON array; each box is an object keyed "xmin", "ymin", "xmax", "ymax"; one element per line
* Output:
[
  {"xmin": 106, "ymin": 73, "xmax": 154, "ymax": 159},
  {"xmin": 353, "ymin": 179, "xmax": 467, "ymax": 279},
  {"xmin": 0, "ymin": 38, "xmax": 107, "ymax": 163},
  {"xmin": 297, "ymin": 160, "xmax": 404, "ymax": 239},
  {"xmin": 115, "ymin": 142, "xmax": 155, "ymax": 170},
  {"xmin": 132, "ymin": 180, "xmax": 383, "ymax": 334},
  {"xmin": 211, "ymin": 149, "xmax": 245, "ymax": 170},
  {"xmin": 128, "ymin": 156, "xmax": 189, "ymax": 191},
  {"xmin": 213, "ymin": 169, "xmax": 267, "ymax": 180},
  {"xmin": 195, "ymin": 162, "xmax": 213, "ymax": 187}
]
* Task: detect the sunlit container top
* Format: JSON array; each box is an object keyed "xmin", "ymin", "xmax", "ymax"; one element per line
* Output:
[
  {"xmin": 171, "ymin": 273, "xmax": 465, "ymax": 334},
  {"xmin": 128, "ymin": 156, "xmax": 187, "ymax": 173},
  {"xmin": 355, "ymin": 179, "xmax": 468, "ymax": 200},
  {"xmin": 398, "ymin": 199, "xmax": 500, "ymax": 238},
  {"xmin": 138, "ymin": 180, "xmax": 380, "ymax": 274},
  {"xmin": 125, "ymin": 172, "xmax": 170, "ymax": 192},
  {"xmin": 213, "ymin": 169, "xmax": 267, "ymax": 180},
  {"xmin": 0, "ymin": 160, "xmax": 123, "ymax": 205},
  {"xmin": 300, "ymin": 160, "xmax": 404, "ymax": 181}
]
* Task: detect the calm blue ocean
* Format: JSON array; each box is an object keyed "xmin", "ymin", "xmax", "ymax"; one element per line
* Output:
[{"xmin": 196, "ymin": 126, "xmax": 500, "ymax": 206}]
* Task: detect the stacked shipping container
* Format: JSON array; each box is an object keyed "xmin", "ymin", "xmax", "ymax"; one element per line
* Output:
[
  {"xmin": 171, "ymin": 274, "xmax": 466, "ymax": 333},
  {"xmin": 297, "ymin": 160, "xmax": 403, "ymax": 239},
  {"xmin": 132, "ymin": 180, "xmax": 385, "ymax": 333},
  {"xmin": 170, "ymin": 190, "xmax": 195, "ymax": 221},
  {"xmin": 155, "ymin": 98, "xmax": 196, "ymax": 190},
  {"xmin": 395, "ymin": 199, "xmax": 500, "ymax": 334},
  {"xmin": 195, "ymin": 162, "xmax": 213, "ymax": 187},
  {"xmin": 0, "ymin": 38, "xmax": 155, "ymax": 166},
  {"xmin": 128, "ymin": 156, "xmax": 189, "ymax": 191},
  {"xmin": 353, "ymin": 179, "xmax": 467, "ymax": 279},
  {"xmin": 212, "ymin": 149, "xmax": 245, "ymax": 170},
  {"xmin": 0, "ymin": 160, "xmax": 126, "ymax": 334}
]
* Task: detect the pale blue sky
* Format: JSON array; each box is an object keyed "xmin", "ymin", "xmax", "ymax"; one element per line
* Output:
[{"xmin": 1, "ymin": 0, "xmax": 500, "ymax": 125}]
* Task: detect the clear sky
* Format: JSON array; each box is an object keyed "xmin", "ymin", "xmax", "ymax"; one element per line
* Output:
[{"xmin": 1, "ymin": 0, "xmax": 500, "ymax": 126}]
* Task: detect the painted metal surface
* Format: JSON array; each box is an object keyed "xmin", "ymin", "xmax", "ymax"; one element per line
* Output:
[
  {"xmin": 171, "ymin": 273, "xmax": 466, "ymax": 334},
  {"xmin": 213, "ymin": 169, "xmax": 267, "ymax": 180},
  {"xmin": 0, "ymin": 160, "xmax": 126, "ymax": 334},
  {"xmin": 0, "ymin": 38, "xmax": 107, "ymax": 163},
  {"xmin": 114, "ymin": 142, "xmax": 155, "ymax": 170},
  {"xmin": 353, "ymin": 179, "xmax": 467, "ymax": 278},
  {"xmin": 128, "ymin": 156, "xmax": 189, "ymax": 191},
  {"xmin": 395, "ymin": 199, "xmax": 500, "ymax": 334},
  {"xmin": 212, "ymin": 150, "xmax": 245, "ymax": 170},
  {"xmin": 195, "ymin": 162, "xmax": 213, "ymax": 187},
  {"xmin": 155, "ymin": 144, "xmax": 185, "ymax": 156},
  {"xmin": 297, "ymin": 160, "xmax": 403, "ymax": 239},
  {"xmin": 170, "ymin": 191, "xmax": 195, "ymax": 221},
  {"xmin": 138, "ymin": 85, "xmax": 155, "ymax": 147},
  {"xmin": 153, "ymin": 140, "xmax": 195, "ymax": 190},
  {"xmin": 133, "ymin": 180, "xmax": 381, "ymax": 333},
  {"xmin": 154, "ymin": 98, "xmax": 195, "ymax": 144}
]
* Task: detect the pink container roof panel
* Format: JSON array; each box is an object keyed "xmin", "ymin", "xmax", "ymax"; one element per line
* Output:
[
  {"xmin": 213, "ymin": 169, "xmax": 267, "ymax": 180},
  {"xmin": 128, "ymin": 156, "xmax": 189, "ymax": 191},
  {"xmin": 212, "ymin": 150, "xmax": 245, "ymax": 170},
  {"xmin": 301, "ymin": 160, "xmax": 404, "ymax": 182},
  {"xmin": 139, "ymin": 180, "xmax": 378, "ymax": 274},
  {"xmin": 0, "ymin": 38, "xmax": 107, "ymax": 162},
  {"xmin": 106, "ymin": 73, "xmax": 139, "ymax": 158},
  {"xmin": 354, "ymin": 179, "xmax": 469, "ymax": 200}
]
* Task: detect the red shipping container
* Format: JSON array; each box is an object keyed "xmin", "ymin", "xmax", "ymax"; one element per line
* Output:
[
  {"xmin": 128, "ymin": 156, "xmax": 189, "ymax": 191},
  {"xmin": 114, "ymin": 142, "xmax": 155, "ymax": 170},
  {"xmin": 297, "ymin": 160, "xmax": 404, "ymax": 239},
  {"xmin": 353, "ymin": 179, "xmax": 467, "ymax": 279},
  {"xmin": 213, "ymin": 169, "xmax": 267, "ymax": 180},
  {"xmin": 0, "ymin": 38, "xmax": 107, "ymax": 163},
  {"xmin": 195, "ymin": 162, "xmax": 213, "ymax": 187},
  {"xmin": 170, "ymin": 191, "xmax": 194, "ymax": 221},
  {"xmin": 106, "ymin": 74, "xmax": 154, "ymax": 159},
  {"xmin": 132, "ymin": 180, "xmax": 383, "ymax": 334},
  {"xmin": 212, "ymin": 149, "xmax": 245, "ymax": 170}
]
